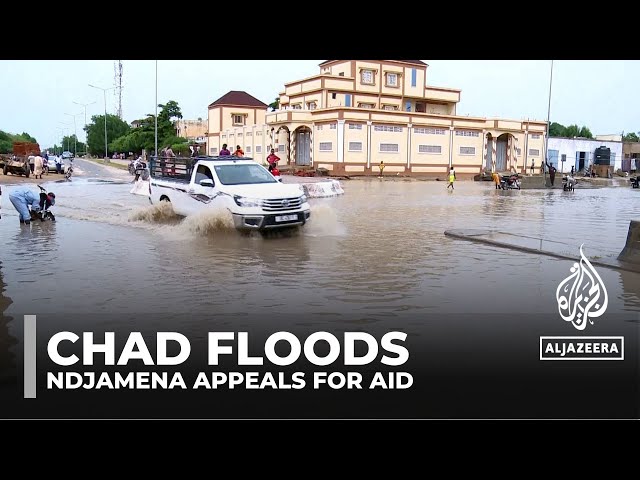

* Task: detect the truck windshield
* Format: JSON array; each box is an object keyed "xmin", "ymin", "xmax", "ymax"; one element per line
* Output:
[{"xmin": 213, "ymin": 164, "xmax": 277, "ymax": 185}]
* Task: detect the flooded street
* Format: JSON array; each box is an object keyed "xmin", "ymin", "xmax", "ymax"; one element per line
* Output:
[
  {"xmin": 1, "ymin": 159, "xmax": 638, "ymax": 418},
  {"xmin": 0, "ymin": 159, "xmax": 638, "ymax": 323}
]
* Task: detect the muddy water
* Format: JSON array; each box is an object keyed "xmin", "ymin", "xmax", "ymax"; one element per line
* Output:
[{"xmin": 0, "ymin": 160, "xmax": 638, "ymax": 329}]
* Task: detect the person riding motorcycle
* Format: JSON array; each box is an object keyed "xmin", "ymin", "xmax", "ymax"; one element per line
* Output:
[{"xmin": 8, "ymin": 187, "xmax": 55, "ymax": 225}]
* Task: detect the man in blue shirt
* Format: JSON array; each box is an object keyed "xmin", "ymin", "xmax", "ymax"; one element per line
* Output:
[{"xmin": 8, "ymin": 187, "xmax": 55, "ymax": 225}]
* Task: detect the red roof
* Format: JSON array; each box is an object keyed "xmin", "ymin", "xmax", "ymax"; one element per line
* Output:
[
  {"xmin": 319, "ymin": 60, "xmax": 427, "ymax": 66},
  {"xmin": 208, "ymin": 91, "xmax": 268, "ymax": 109}
]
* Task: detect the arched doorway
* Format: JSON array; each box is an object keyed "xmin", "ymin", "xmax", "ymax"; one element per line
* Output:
[
  {"xmin": 295, "ymin": 127, "xmax": 312, "ymax": 166},
  {"xmin": 496, "ymin": 134, "xmax": 509, "ymax": 172}
]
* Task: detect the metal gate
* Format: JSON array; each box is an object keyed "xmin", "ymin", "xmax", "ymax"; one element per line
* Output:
[
  {"xmin": 496, "ymin": 139, "xmax": 507, "ymax": 171},
  {"xmin": 295, "ymin": 130, "xmax": 311, "ymax": 166}
]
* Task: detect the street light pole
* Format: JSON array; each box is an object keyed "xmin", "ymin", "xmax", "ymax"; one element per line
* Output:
[
  {"xmin": 155, "ymin": 60, "xmax": 158, "ymax": 161},
  {"xmin": 89, "ymin": 84, "xmax": 115, "ymax": 161},
  {"xmin": 64, "ymin": 112, "xmax": 82, "ymax": 156},
  {"xmin": 73, "ymin": 100, "xmax": 96, "ymax": 146},
  {"xmin": 545, "ymin": 60, "xmax": 554, "ymax": 180}
]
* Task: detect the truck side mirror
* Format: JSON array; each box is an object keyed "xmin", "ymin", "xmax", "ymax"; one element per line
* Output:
[{"xmin": 199, "ymin": 179, "xmax": 214, "ymax": 187}]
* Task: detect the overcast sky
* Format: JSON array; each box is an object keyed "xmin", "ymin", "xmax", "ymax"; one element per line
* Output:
[{"xmin": 1, "ymin": 60, "xmax": 638, "ymax": 148}]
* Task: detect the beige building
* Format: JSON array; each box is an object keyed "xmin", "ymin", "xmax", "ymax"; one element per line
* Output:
[
  {"xmin": 175, "ymin": 118, "xmax": 208, "ymax": 144},
  {"xmin": 207, "ymin": 61, "xmax": 548, "ymax": 178}
]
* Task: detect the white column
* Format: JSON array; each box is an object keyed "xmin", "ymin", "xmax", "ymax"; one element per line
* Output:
[
  {"xmin": 448, "ymin": 126, "xmax": 454, "ymax": 168},
  {"xmin": 524, "ymin": 130, "xmax": 529, "ymax": 174},
  {"xmin": 407, "ymin": 123, "xmax": 412, "ymax": 169},
  {"xmin": 481, "ymin": 129, "xmax": 487, "ymax": 171},
  {"xmin": 337, "ymin": 119, "xmax": 345, "ymax": 163},
  {"xmin": 366, "ymin": 121, "xmax": 372, "ymax": 169}
]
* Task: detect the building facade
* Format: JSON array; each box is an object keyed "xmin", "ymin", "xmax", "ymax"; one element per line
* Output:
[
  {"xmin": 622, "ymin": 142, "xmax": 640, "ymax": 172},
  {"xmin": 175, "ymin": 118, "xmax": 208, "ymax": 145},
  {"xmin": 207, "ymin": 61, "xmax": 548, "ymax": 178},
  {"xmin": 547, "ymin": 137, "xmax": 623, "ymax": 173}
]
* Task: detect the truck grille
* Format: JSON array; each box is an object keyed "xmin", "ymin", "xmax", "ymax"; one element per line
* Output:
[{"xmin": 262, "ymin": 197, "xmax": 302, "ymax": 211}]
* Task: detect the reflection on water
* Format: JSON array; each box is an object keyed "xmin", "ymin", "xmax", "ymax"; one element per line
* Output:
[
  {"xmin": 0, "ymin": 176, "xmax": 637, "ymax": 333},
  {"xmin": 0, "ymin": 263, "xmax": 16, "ymax": 385}
]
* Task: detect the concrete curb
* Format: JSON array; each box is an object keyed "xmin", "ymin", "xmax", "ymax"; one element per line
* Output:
[{"xmin": 444, "ymin": 228, "xmax": 640, "ymax": 274}]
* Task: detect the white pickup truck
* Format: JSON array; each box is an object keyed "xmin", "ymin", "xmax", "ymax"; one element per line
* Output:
[{"xmin": 148, "ymin": 156, "xmax": 311, "ymax": 231}]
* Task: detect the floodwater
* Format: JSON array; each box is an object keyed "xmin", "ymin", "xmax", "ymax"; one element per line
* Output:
[
  {"xmin": 0, "ymin": 159, "xmax": 638, "ymax": 322},
  {"xmin": 1, "ymin": 159, "xmax": 638, "ymax": 418}
]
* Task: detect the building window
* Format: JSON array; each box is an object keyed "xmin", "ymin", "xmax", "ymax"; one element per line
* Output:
[
  {"xmin": 348, "ymin": 123, "xmax": 363, "ymax": 130},
  {"xmin": 319, "ymin": 142, "xmax": 333, "ymax": 152},
  {"xmin": 278, "ymin": 145, "xmax": 285, "ymax": 152},
  {"xmin": 256, "ymin": 145, "xmax": 262, "ymax": 154},
  {"xmin": 361, "ymin": 69, "xmax": 374, "ymax": 85},
  {"xmin": 331, "ymin": 93, "xmax": 337, "ymax": 99},
  {"xmin": 222, "ymin": 135, "xmax": 226, "ymax": 140},
  {"xmin": 256, "ymin": 131, "xmax": 262, "ymax": 136},
  {"xmin": 246, "ymin": 132, "xmax": 252, "ymax": 137},
  {"xmin": 348, "ymin": 142, "xmax": 363, "ymax": 152},
  {"xmin": 374, "ymin": 125, "xmax": 403, "ymax": 133},
  {"xmin": 460, "ymin": 146, "xmax": 476, "ymax": 155},
  {"xmin": 455, "ymin": 130, "xmax": 480, "ymax": 137},
  {"xmin": 515, "ymin": 147, "xmax": 522, "ymax": 156},
  {"xmin": 316, "ymin": 125, "xmax": 323, "ymax": 131},
  {"xmin": 210, "ymin": 147, "xmax": 217, "ymax": 155},
  {"xmin": 419, "ymin": 145, "xmax": 442, "ymax": 154},
  {"xmin": 386, "ymin": 73, "xmax": 398, "ymax": 87},
  {"xmin": 246, "ymin": 146, "xmax": 252, "ymax": 154},
  {"xmin": 406, "ymin": 101, "xmax": 411, "ymax": 112},
  {"xmin": 292, "ymin": 104, "xmax": 302, "ymax": 110},
  {"xmin": 307, "ymin": 102, "xmax": 316, "ymax": 110},
  {"xmin": 237, "ymin": 133, "xmax": 243, "ymax": 137},
  {"xmin": 414, "ymin": 127, "xmax": 446, "ymax": 135},
  {"xmin": 379, "ymin": 143, "xmax": 399, "ymax": 153},
  {"xmin": 232, "ymin": 115, "xmax": 245, "ymax": 126},
  {"xmin": 529, "ymin": 149, "xmax": 540, "ymax": 156},
  {"xmin": 330, "ymin": 124, "xmax": 337, "ymax": 130},
  {"xmin": 411, "ymin": 68, "xmax": 417, "ymax": 87},
  {"xmin": 531, "ymin": 134, "xmax": 541, "ymax": 139},
  {"xmin": 339, "ymin": 72, "xmax": 344, "ymax": 76},
  {"xmin": 382, "ymin": 104, "xmax": 399, "ymax": 111},
  {"xmin": 358, "ymin": 103, "xmax": 375, "ymax": 109}
]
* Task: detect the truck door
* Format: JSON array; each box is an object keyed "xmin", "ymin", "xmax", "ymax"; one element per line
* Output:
[{"xmin": 190, "ymin": 163, "xmax": 217, "ymax": 197}]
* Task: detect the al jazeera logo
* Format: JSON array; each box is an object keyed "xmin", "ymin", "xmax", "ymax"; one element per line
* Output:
[{"xmin": 540, "ymin": 245, "xmax": 624, "ymax": 360}]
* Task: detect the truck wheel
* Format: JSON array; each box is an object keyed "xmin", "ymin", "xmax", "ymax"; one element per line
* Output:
[
  {"xmin": 25, "ymin": 168, "xmax": 30, "ymax": 178},
  {"xmin": 160, "ymin": 195, "xmax": 170, "ymax": 202},
  {"xmin": 3, "ymin": 165, "xmax": 7, "ymax": 175}
]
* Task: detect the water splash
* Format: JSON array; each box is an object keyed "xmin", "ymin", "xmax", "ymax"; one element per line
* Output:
[
  {"xmin": 129, "ymin": 202, "xmax": 181, "ymax": 224},
  {"xmin": 304, "ymin": 203, "xmax": 346, "ymax": 237}
]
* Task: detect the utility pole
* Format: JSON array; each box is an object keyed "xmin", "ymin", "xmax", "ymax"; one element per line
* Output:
[
  {"xmin": 89, "ymin": 84, "xmax": 115, "ymax": 160},
  {"xmin": 73, "ymin": 100, "xmax": 96, "ymax": 147},
  {"xmin": 544, "ymin": 60, "xmax": 554, "ymax": 184}
]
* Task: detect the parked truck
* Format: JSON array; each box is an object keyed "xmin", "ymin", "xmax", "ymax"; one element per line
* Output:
[
  {"xmin": 1, "ymin": 141, "xmax": 40, "ymax": 177},
  {"xmin": 148, "ymin": 156, "xmax": 311, "ymax": 232}
]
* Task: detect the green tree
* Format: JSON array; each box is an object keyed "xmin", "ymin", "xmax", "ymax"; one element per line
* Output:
[
  {"xmin": 60, "ymin": 135, "xmax": 86, "ymax": 155},
  {"xmin": 84, "ymin": 114, "xmax": 131, "ymax": 157},
  {"xmin": 577, "ymin": 126, "xmax": 593, "ymax": 139},
  {"xmin": 0, "ymin": 129, "xmax": 39, "ymax": 153},
  {"xmin": 623, "ymin": 132, "xmax": 639, "ymax": 142},
  {"xmin": 549, "ymin": 122, "xmax": 566, "ymax": 137},
  {"xmin": 268, "ymin": 97, "xmax": 279, "ymax": 111}
]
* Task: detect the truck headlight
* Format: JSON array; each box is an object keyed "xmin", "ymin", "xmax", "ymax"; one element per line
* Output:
[
  {"xmin": 234, "ymin": 195, "xmax": 262, "ymax": 207},
  {"xmin": 300, "ymin": 194, "xmax": 307, "ymax": 203}
]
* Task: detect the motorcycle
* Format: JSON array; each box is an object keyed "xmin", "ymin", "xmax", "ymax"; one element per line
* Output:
[
  {"xmin": 500, "ymin": 174, "xmax": 521, "ymax": 190},
  {"xmin": 65, "ymin": 165, "xmax": 73, "ymax": 180},
  {"xmin": 129, "ymin": 158, "xmax": 149, "ymax": 181},
  {"xmin": 29, "ymin": 185, "xmax": 56, "ymax": 222},
  {"xmin": 563, "ymin": 175, "xmax": 577, "ymax": 191},
  {"xmin": 630, "ymin": 176, "xmax": 639, "ymax": 189}
]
